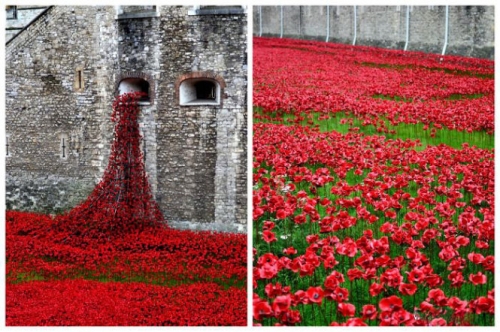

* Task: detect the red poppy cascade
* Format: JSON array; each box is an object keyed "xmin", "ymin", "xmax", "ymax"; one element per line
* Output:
[{"xmin": 56, "ymin": 92, "xmax": 165, "ymax": 238}]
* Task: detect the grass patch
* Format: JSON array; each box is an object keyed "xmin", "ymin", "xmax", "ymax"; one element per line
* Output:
[
  {"xmin": 372, "ymin": 93, "xmax": 484, "ymax": 102},
  {"xmin": 254, "ymin": 108, "xmax": 494, "ymax": 150},
  {"xmin": 9, "ymin": 268, "xmax": 244, "ymax": 290},
  {"xmin": 372, "ymin": 94, "xmax": 414, "ymax": 102},
  {"xmin": 446, "ymin": 93, "xmax": 484, "ymax": 100},
  {"xmin": 359, "ymin": 61, "xmax": 494, "ymax": 79},
  {"xmin": 11, "ymin": 272, "xmax": 46, "ymax": 283},
  {"xmin": 254, "ymin": 161, "xmax": 495, "ymax": 326}
]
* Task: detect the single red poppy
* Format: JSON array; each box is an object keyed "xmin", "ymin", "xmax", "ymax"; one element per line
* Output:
[
  {"xmin": 379, "ymin": 295, "xmax": 403, "ymax": 312},
  {"xmin": 362, "ymin": 304, "xmax": 377, "ymax": 320},
  {"xmin": 272, "ymin": 294, "xmax": 292, "ymax": 315},
  {"xmin": 469, "ymin": 272, "xmax": 487, "ymax": 285},
  {"xmin": 344, "ymin": 317, "xmax": 367, "ymax": 326},
  {"xmin": 369, "ymin": 282, "xmax": 384, "ymax": 297},
  {"xmin": 305, "ymin": 286, "xmax": 324, "ymax": 305},
  {"xmin": 429, "ymin": 318, "xmax": 447, "ymax": 326},
  {"xmin": 338, "ymin": 302, "xmax": 356, "ymax": 317},
  {"xmin": 253, "ymin": 300, "xmax": 273, "ymax": 321},
  {"xmin": 262, "ymin": 230, "xmax": 277, "ymax": 243},
  {"xmin": 399, "ymin": 283, "xmax": 418, "ymax": 296}
]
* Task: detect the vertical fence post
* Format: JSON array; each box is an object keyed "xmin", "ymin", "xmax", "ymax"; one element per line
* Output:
[
  {"xmin": 299, "ymin": 6, "xmax": 302, "ymax": 36},
  {"xmin": 352, "ymin": 6, "xmax": 357, "ymax": 45},
  {"xmin": 441, "ymin": 5, "xmax": 449, "ymax": 55},
  {"xmin": 280, "ymin": 6, "xmax": 284, "ymax": 38},
  {"xmin": 259, "ymin": 6, "xmax": 262, "ymax": 37},
  {"xmin": 404, "ymin": 5, "xmax": 410, "ymax": 51},
  {"xmin": 326, "ymin": 6, "xmax": 330, "ymax": 42}
]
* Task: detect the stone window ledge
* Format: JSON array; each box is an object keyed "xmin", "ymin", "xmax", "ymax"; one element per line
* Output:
[
  {"xmin": 116, "ymin": 11, "xmax": 159, "ymax": 20},
  {"xmin": 188, "ymin": 7, "xmax": 246, "ymax": 16},
  {"xmin": 180, "ymin": 100, "xmax": 219, "ymax": 107}
]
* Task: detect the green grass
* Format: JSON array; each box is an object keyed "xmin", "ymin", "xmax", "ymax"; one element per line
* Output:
[
  {"xmin": 253, "ymin": 124, "xmax": 493, "ymax": 325},
  {"xmin": 254, "ymin": 108, "xmax": 494, "ymax": 150},
  {"xmin": 372, "ymin": 94, "xmax": 414, "ymax": 102},
  {"xmin": 8, "ymin": 267, "xmax": 244, "ymax": 290},
  {"xmin": 254, "ymin": 161, "xmax": 494, "ymax": 326},
  {"xmin": 446, "ymin": 93, "xmax": 485, "ymax": 100},
  {"xmin": 254, "ymin": 59, "xmax": 493, "ymax": 325},
  {"xmin": 372, "ymin": 93, "xmax": 484, "ymax": 102},
  {"xmin": 12, "ymin": 272, "xmax": 46, "ymax": 283},
  {"xmin": 359, "ymin": 61, "xmax": 494, "ymax": 79},
  {"xmin": 267, "ymin": 48, "xmax": 493, "ymax": 80}
]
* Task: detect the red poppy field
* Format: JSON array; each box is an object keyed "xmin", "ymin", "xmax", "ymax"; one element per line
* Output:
[
  {"xmin": 6, "ymin": 211, "xmax": 246, "ymax": 326},
  {"xmin": 6, "ymin": 93, "xmax": 247, "ymax": 326},
  {"xmin": 252, "ymin": 38, "xmax": 494, "ymax": 326}
]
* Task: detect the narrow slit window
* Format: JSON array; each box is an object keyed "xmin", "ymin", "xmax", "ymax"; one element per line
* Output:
[
  {"xmin": 62, "ymin": 138, "xmax": 66, "ymax": 158},
  {"xmin": 6, "ymin": 136, "xmax": 10, "ymax": 157},
  {"xmin": 61, "ymin": 137, "xmax": 68, "ymax": 159},
  {"xmin": 74, "ymin": 67, "xmax": 84, "ymax": 92}
]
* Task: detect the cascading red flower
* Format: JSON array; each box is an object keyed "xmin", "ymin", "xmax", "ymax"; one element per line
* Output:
[
  {"xmin": 7, "ymin": 92, "xmax": 247, "ymax": 326},
  {"xmin": 54, "ymin": 92, "xmax": 165, "ymax": 239}
]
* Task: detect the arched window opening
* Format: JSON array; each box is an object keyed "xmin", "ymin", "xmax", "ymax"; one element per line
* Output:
[
  {"xmin": 118, "ymin": 78, "xmax": 150, "ymax": 104},
  {"xmin": 179, "ymin": 79, "xmax": 220, "ymax": 106}
]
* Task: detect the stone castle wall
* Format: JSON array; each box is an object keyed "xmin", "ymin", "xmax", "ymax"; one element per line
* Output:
[
  {"xmin": 253, "ymin": 6, "xmax": 494, "ymax": 59},
  {"xmin": 6, "ymin": 6, "xmax": 247, "ymax": 233},
  {"xmin": 6, "ymin": 6, "xmax": 117, "ymax": 213},
  {"xmin": 154, "ymin": 8, "xmax": 247, "ymax": 232}
]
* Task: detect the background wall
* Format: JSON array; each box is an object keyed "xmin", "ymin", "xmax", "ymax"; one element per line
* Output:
[{"xmin": 253, "ymin": 6, "xmax": 494, "ymax": 58}]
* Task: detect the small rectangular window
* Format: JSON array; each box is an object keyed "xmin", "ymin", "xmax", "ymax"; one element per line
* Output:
[{"xmin": 7, "ymin": 6, "xmax": 18, "ymax": 20}]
